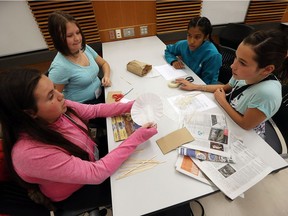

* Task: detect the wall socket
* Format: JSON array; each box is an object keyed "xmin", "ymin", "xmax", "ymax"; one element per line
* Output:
[
  {"xmin": 109, "ymin": 30, "xmax": 115, "ymax": 40},
  {"xmin": 140, "ymin": 26, "xmax": 148, "ymax": 35},
  {"xmin": 123, "ymin": 27, "xmax": 135, "ymax": 37},
  {"xmin": 115, "ymin": 29, "xmax": 122, "ymax": 39}
]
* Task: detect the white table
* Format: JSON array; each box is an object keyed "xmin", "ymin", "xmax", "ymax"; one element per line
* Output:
[{"xmin": 103, "ymin": 36, "xmax": 288, "ymax": 216}]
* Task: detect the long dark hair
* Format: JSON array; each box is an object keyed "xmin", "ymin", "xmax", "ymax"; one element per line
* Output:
[
  {"xmin": 243, "ymin": 29, "xmax": 288, "ymax": 84},
  {"xmin": 0, "ymin": 68, "xmax": 89, "ymax": 209},
  {"xmin": 48, "ymin": 10, "xmax": 86, "ymax": 56},
  {"xmin": 187, "ymin": 16, "xmax": 219, "ymax": 50}
]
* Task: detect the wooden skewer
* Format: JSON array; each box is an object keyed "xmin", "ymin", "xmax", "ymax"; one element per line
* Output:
[{"xmin": 116, "ymin": 155, "xmax": 157, "ymax": 180}]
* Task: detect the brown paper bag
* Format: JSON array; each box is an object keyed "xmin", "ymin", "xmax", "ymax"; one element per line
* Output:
[{"xmin": 126, "ymin": 60, "xmax": 152, "ymax": 77}]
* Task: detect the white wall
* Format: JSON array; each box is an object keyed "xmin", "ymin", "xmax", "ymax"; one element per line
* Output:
[
  {"xmin": 0, "ymin": 1, "xmax": 47, "ymax": 57},
  {"xmin": 202, "ymin": 0, "xmax": 250, "ymax": 25},
  {"xmin": 0, "ymin": 1, "xmax": 251, "ymax": 57}
]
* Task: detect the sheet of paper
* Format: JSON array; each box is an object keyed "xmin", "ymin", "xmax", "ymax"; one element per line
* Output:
[
  {"xmin": 167, "ymin": 92, "xmax": 217, "ymax": 114},
  {"xmin": 182, "ymin": 112, "xmax": 232, "ymax": 158},
  {"xmin": 193, "ymin": 138, "xmax": 273, "ymax": 200},
  {"xmin": 144, "ymin": 68, "xmax": 161, "ymax": 78},
  {"xmin": 154, "ymin": 64, "xmax": 187, "ymax": 80},
  {"xmin": 156, "ymin": 127, "xmax": 194, "ymax": 154},
  {"xmin": 175, "ymin": 155, "xmax": 214, "ymax": 186}
]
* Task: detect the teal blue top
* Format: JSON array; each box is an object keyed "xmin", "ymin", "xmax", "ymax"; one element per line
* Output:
[
  {"xmin": 48, "ymin": 45, "xmax": 101, "ymax": 103},
  {"xmin": 228, "ymin": 76, "xmax": 282, "ymax": 137},
  {"xmin": 165, "ymin": 40, "xmax": 222, "ymax": 84}
]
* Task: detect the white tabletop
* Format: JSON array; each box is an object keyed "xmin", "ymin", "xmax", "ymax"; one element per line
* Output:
[{"xmin": 103, "ymin": 36, "xmax": 288, "ymax": 216}]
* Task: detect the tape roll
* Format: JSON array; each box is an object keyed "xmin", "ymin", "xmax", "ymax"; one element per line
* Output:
[{"xmin": 168, "ymin": 81, "xmax": 180, "ymax": 88}]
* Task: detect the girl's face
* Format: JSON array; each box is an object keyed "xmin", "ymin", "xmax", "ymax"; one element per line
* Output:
[
  {"xmin": 231, "ymin": 42, "xmax": 270, "ymax": 84},
  {"xmin": 33, "ymin": 75, "xmax": 67, "ymax": 123},
  {"xmin": 66, "ymin": 22, "xmax": 82, "ymax": 54},
  {"xmin": 187, "ymin": 26, "xmax": 208, "ymax": 51}
]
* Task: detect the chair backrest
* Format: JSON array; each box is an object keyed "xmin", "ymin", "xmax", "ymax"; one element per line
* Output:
[
  {"xmin": 218, "ymin": 45, "xmax": 236, "ymax": 84},
  {"xmin": 271, "ymin": 85, "xmax": 288, "ymax": 144},
  {"xmin": 265, "ymin": 85, "xmax": 288, "ymax": 154},
  {"xmin": 219, "ymin": 23, "xmax": 254, "ymax": 50}
]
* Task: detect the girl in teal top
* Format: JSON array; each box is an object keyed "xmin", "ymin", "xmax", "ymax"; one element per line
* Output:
[
  {"xmin": 48, "ymin": 11, "xmax": 111, "ymax": 104},
  {"xmin": 165, "ymin": 17, "xmax": 222, "ymax": 84},
  {"xmin": 175, "ymin": 29, "xmax": 288, "ymax": 138}
]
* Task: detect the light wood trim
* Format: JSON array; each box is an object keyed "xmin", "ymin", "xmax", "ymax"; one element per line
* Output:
[
  {"xmin": 27, "ymin": 1, "xmax": 100, "ymax": 50},
  {"xmin": 245, "ymin": 0, "xmax": 288, "ymax": 24},
  {"xmin": 156, "ymin": 0, "xmax": 202, "ymax": 35},
  {"xmin": 282, "ymin": 5, "xmax": 288, "ymax": 22}
]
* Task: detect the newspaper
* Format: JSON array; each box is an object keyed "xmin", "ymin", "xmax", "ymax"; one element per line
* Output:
[
  {"xmin": 192, "ymin": 138, "xmax": 273, "ymax": 200},
  {"xmin": 182, "ymin": 112, "xmax": 232, "ymax": 159},
  {"xmin": 175, "ymin": 154, "xmax": 214, "ymax": 186},
  {"xmin": 178, "ymin": 147, "xmax": 234, "ymax": 163}
]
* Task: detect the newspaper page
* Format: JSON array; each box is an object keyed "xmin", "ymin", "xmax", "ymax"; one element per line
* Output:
[
  {"xmin": 192, "ymin": 138, "xmax": 273, "ymax": 200},
  {"xmin": 175, "ymin": 154, "xmax": 214, "ymax": 186},
  {"xmin": 178, "ymin": 147, "xmax": 233, "ymax": 163},
  {"xmin": 182, "ymin": 112, "xmax": 232, "ymax": 158}
]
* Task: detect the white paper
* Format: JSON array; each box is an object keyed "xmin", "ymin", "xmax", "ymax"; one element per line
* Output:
[
  {"xmin": 154, "ymin": 64, "xmax": 187, "ymax": 80},
  {"xmin": 144, "ymin": 68, "xmax": 161, "ymax": 78},
  {"xmin": 167, "ymin": 92, "xmax": 217, "ymax": 114},
  {"xmin": 182, "ymin": 112, "xmax": 233, "ymax": 159},
  {"xmin": 193, "ymin": 139, "xmax": 273, "ymax": 200}
]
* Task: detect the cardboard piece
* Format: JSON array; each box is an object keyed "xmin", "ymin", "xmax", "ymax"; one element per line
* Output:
[
  {"xmin": 156, "ymin": 128, "xmax": 194, "ymax": 155},
  {"xmin": 106, "ymin": 91, "xmax": 122, "ymax": 103}
]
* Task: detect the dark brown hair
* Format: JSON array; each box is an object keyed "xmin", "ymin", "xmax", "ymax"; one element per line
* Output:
[
  {"xmin": 48, "ymin": 10, "xmax": 86, "ymax": 56},
  {"xmin": 187, "ymin": 16, "xmax": 218, "ymax": 50},
  {"xmin": 0, "ymin": 68, "xmax": 89, "ymax": 210},
  {"xmin": 243, "ymin": 29, "xmax": 288, "ymax": 84}
]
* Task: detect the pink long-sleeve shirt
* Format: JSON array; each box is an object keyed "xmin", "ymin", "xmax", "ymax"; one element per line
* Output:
[{"xmin": 12, "ymin": 100, "xmax": 157, "ymax": 201}]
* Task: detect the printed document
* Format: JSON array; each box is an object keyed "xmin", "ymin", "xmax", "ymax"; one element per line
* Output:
[
  {"xmin": 182, "ymin": 112, "xmax": 232, "ymax": 158},
  {"xmin": 192, "ymin": 138, "xmax": 273, "ymax": 200}
]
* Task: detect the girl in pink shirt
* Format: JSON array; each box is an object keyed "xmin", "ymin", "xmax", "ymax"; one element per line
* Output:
[{"xmin": 0, "ymin": 68, "xmax": 157, "ymax": 213}]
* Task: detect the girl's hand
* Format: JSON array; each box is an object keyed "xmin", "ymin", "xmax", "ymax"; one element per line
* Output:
[
  {"xmin": 142, "ymin": 122, "xmax": 157, "ymax": 129},
  {"xmin": 214, "ymin": 88, "xmax": 228, "ymax": 107},
  {"xmin": 172, "ymin": 60, "xmax": 185, "ymax": 69},
  {"xmin": 102, "ymin": 76, "xmax": 111, "ymax": 87},
  {"xmin": 175, "ymin": 78, "xmax": 197, "ymax": 91}
]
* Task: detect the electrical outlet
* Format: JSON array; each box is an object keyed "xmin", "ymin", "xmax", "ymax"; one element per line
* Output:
[
  {"xmin": 140, "ymin": 26, "xmax": 148, "ymax": 35},
  {"xmin": 115, "ymin": 29, "xmax": 122, "ymax": 39},
  {"xmin": 123, "ymin": 28, "xmax": 135, "ymax": 37},
  {"xmin": 109, "ymin": 30, "xmax": 115, "ymax": 39}
]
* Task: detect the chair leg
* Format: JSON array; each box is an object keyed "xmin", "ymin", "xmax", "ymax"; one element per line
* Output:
[{"xmin": 89, "ymin": 208, "xmax": 107, "ymax": 216}]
